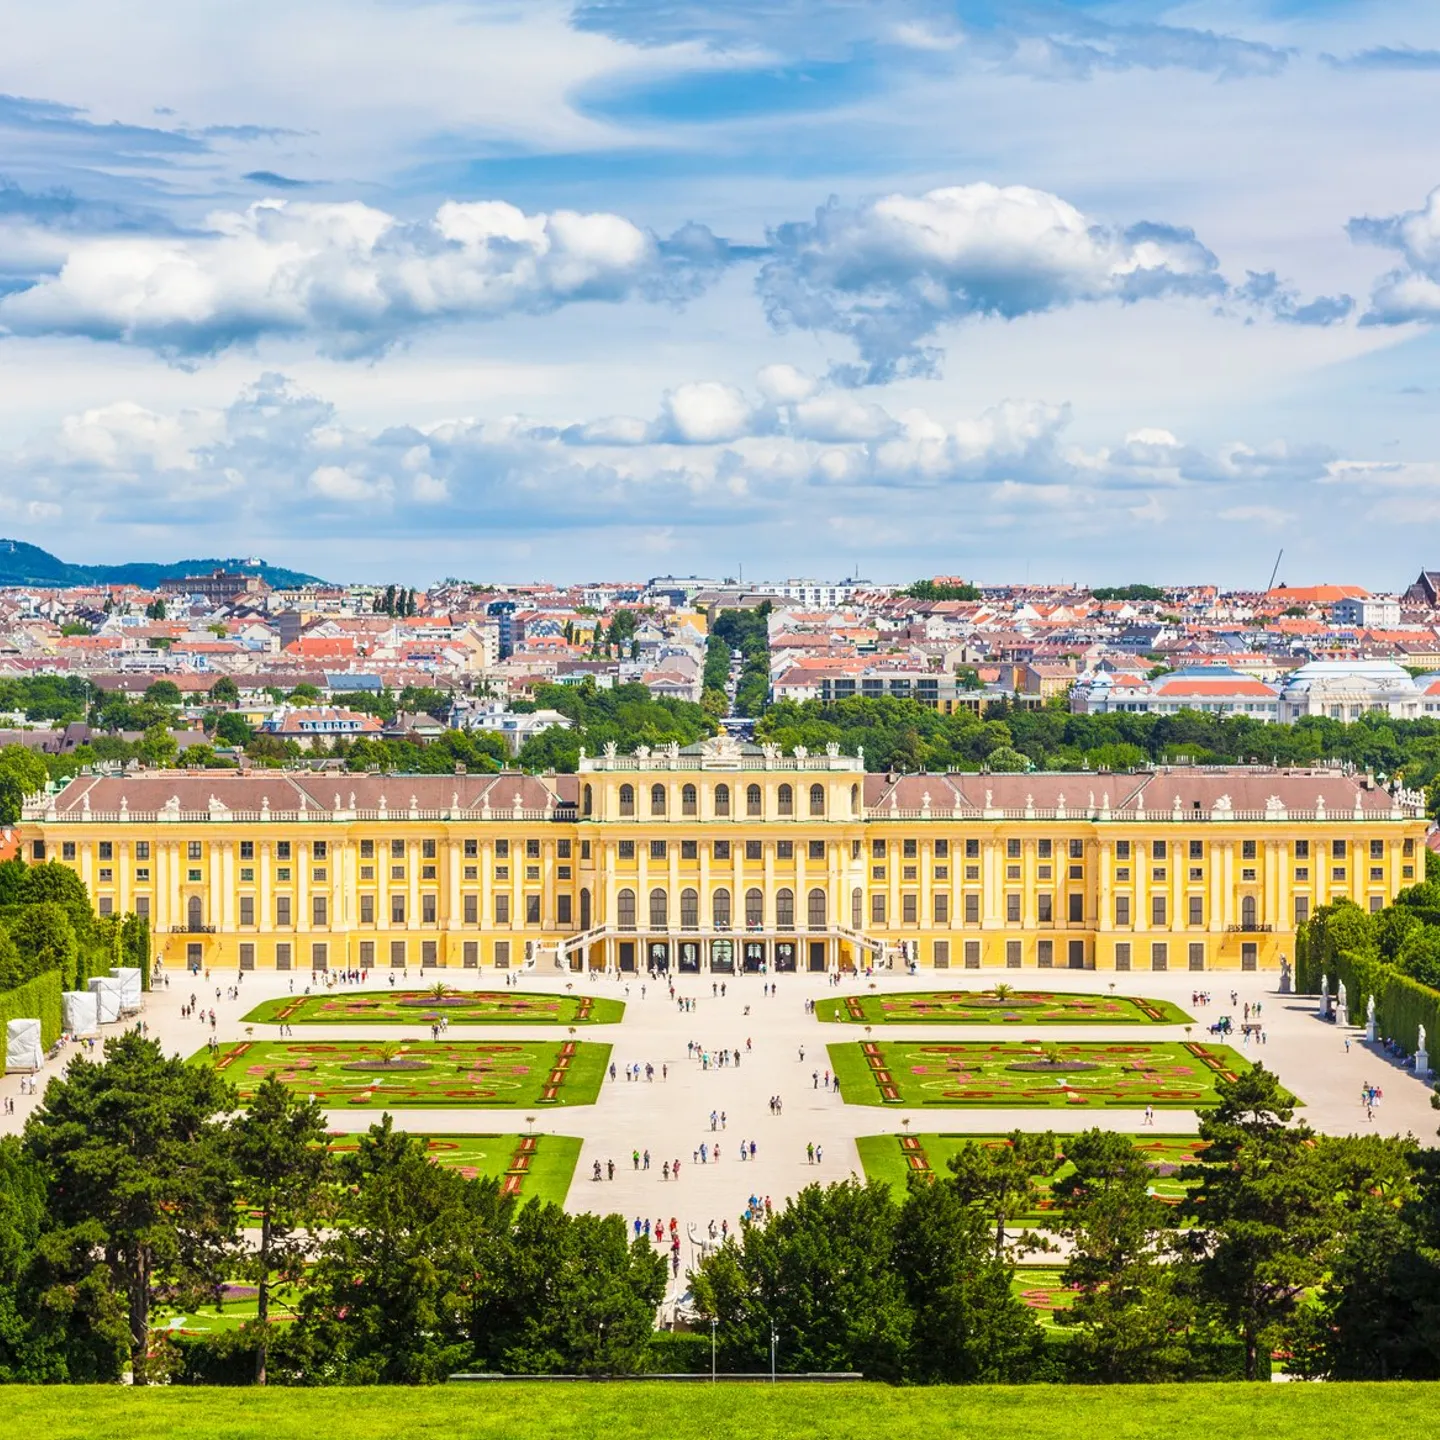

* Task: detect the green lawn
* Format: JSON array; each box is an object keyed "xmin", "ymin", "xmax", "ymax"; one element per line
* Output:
[
  {"xmin": 2, "ymin": 1384, "xmax": 1438, "ymax": 1439},
  {"xmin": 242, "ymin": 989, "xmax": 624, "ymax": 1026},
  {"xmin": 829, "ymin": 1040, "xmax": 1264, "ymax": 1108},
  {"xmin": 193, "ymin": 1039, "xmax": 610, "ymax": 1108},
  {"xmin": 855, "ymin": 1132, "xmax": 1207, "ymax": 1213},
  {"xmin": 816, "ymin": 990, "xmax": 1192, "ymax": 1026},
  {"xmin": 328, "ymin": 1131, "xmax": 580, "ymax": 1206},
  {"xmin": 1012, "ymin": 1266, "xmax": 1077, "ymax": 1329}
]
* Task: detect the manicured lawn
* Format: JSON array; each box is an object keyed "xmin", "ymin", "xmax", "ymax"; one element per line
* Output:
[
  {"xmin": 193, "ymin": 1039, "xmax": 610, "ymax": 1108},
  {"xmin": 3, "ymin": 1384, "xmax": 1438, "ymax": 1439},
  {"xmin": 855, "ymin": 1132, "xmax": 1207, "ymax": 1213},
  {"xmin": 816, "ymin": 990, "xmax": 1192, "ymax": 1026},
  {"xmin": 829, "ymin": 1039, "xmax": 1264, "ymax": 1108},
  {"xmin": 1011, "ymin": 1266, "xmax": 1077, "ymax": 1328},
  {"xmin": 242, "ymin": 989, "xmax": 624, "ymax": 1026},
  {"xmin": 328, "ymin": 1130, "xmax": 580, "ymax": 1206}
]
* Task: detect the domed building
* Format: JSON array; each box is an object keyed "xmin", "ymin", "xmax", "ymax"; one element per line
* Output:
[{"xmin": 1277, "ymin": 660, "xmax": 1423, "ymax": 723}]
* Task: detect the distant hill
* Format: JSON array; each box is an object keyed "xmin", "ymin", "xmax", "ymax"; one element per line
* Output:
[{"xmin": 0, "ymin": 539, "xmax": 326, "ymax": 590}]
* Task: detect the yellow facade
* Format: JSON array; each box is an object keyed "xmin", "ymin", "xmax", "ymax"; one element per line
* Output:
[{"xmin": 23, "ymin": 738, "xmax": 1427, "ymax": 976}]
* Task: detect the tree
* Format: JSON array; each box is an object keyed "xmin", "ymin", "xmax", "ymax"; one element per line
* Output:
[
  {"xmin": 215, "ymin": 712, "xmax": 253, "ymax": 747},
  {"xmin": 287, "ymin": 684, "xmax": 321, "ymax": 703},
  {"xmin": 145, "ymin": 598, "xmax": 167, "ymax": 620},
  {"xmin": 228, "ymin": 1076, "xmax": 332, "ymax": 1384},
  {"xmin": 1181, "ymin": 1065, "xmax": 1326, "ymax": 1380},
  {"xmin": 903, "ymin": 579, "xmax": 981, "ymax": 601},
  {"xmin": 143, "ymin": 680, "xmax": 182, "ymax": 707},
  {"xmin": 0, "ymin": 745, "xmax": 48, "ymax": 824},
  {"xmin": 1053, "ymin": 1129, "xmax": 1192, "ymax": 1381},
  {"xmin": 5, "ymin": 903, "xmax": 80, "ymax": 989},
  {"xmin": 23, "ymin": 1034, "xmax": 238, "ymax": 1380},
  {"xmin": 947, "ymin": 1131, "xmax": 1057, "ymax": 1259},
  {"xmin": 209, "ymin": 676, "xmax": 240, "ymax": 705},
  {"xmin": 137, "ymin": 723, "xmax": 177, "ymax": 769},
  {"xmin": 891, "ymin": 1175, "xmax": 1042, "ymax": 1382}
]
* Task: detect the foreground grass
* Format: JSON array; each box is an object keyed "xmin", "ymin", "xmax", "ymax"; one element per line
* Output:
[{"xmin": 3, "ymin": 1383, "xmax": 1437, "ymax": 1440}]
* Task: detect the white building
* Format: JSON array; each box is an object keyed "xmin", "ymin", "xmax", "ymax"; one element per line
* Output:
[
  {"xmin": 1331, "ymin": 595, "xmax": 1403, "ymax": 630},
  {"xmin": 1277, "ymin": 660, "xmax": 1424, "ymax": 722}
]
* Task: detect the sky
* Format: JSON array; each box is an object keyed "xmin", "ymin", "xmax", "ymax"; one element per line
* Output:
[{"xmin": 3, "ymin": 1, "xmax": 1440, "ymax": 588}]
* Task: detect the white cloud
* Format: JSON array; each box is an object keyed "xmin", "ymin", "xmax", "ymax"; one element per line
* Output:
[
  {"xmin": 655, "ymin": 380, "xmax": 754, "ymax": 443},
  {"xmin": 1351, "ymin": 185, "xmax": 1440, "ymax": 324}
]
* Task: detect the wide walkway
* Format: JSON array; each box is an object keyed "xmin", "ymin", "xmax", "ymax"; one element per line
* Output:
[{"xmin": 4, "ymin": 962, "xmax": 1436, "ymax": 1301}]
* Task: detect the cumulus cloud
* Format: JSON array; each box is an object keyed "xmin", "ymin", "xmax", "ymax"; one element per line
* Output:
[
  {"xmin": 757, "ymin": 184, "xmax": 1227, "ymax": 383},
  {"xmin": 1349, "ymin": 186, "xmax": 1440, "ymax": 325},
  {"xmin": 0, "ymin": 196, "xmax": 732, "ymax": 359}
]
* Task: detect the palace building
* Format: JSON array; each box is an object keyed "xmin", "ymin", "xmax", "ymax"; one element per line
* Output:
[{"xmin": 20, "ymin": 737, "xmax": 1428, "ymax": 976}]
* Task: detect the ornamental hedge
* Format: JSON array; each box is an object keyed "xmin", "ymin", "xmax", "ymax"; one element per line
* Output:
[{"xmin": 0, "ymin": 968, "xmax": 63, "ymax": 1050}]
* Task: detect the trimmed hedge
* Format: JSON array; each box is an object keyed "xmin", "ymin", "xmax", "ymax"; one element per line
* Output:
[{"xmin": 0, "ymin": 968, "xmax": 63, "ymax": 1050}]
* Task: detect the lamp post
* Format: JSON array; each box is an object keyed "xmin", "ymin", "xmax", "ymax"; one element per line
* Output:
[
  {"xmin": 770, "ymin": 1323, "xmax": 778, "ymax": 1383},
  {"xmin": 710, "ymin": 1316, "xmax": 717, "ymax": 1382}
]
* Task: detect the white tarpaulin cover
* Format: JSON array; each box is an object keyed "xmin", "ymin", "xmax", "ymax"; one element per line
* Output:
[
  {"xmin": 88, "ymin": 975, "xmax": 123, "ymax": 1024},
  {"xmin": 6, "ymin": 1018, "xmax": 42, "ymax": 1073},
  {"xmin": 111, "ymin": 967, "xmax": 142, "ymax": 1013},
  {"xmin": 63, "ymin": 990, "xmax": 99, "ymax": 1036}
]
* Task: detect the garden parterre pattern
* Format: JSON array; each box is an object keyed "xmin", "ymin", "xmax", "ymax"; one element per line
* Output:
[
  {"xmin": 829, "ymin": 1039, "xmax": 1258, "ymax": 1108},
  {"xmin": 815, "ymin": 990, "xmax": 1193, "ymax": 1026},
  {"xmin": 855, "ymin": 1132, "xmax": 1209, "ymax": 1212},
  {"xmin": 196, "ymin": 1039, "xmax": 610, "ymax": 1108},
  {"xmin": 242, "ymin": 989, "xmax": 623, "ymax": 1026},
  {"xmin": 326, "ymin": 1131, "xmax": 581, "ymax": 1205}
]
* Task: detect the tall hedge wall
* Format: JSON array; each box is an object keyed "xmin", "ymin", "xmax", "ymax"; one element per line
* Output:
[{"xmin": 0, "ymin": 968, "xmax": 63, "ymax": 1051}]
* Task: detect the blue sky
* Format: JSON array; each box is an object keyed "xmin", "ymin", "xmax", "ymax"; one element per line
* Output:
[{"xmin": 2, "ymin": 0, "xmax": 1440, "ymax": 587}]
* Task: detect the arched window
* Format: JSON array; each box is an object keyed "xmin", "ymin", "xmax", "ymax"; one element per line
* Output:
[
  {"xmin": 776, "ymin": 887, "xmax": 795, "ymax": 929},
  {"xmin": 680, "ymin": 888, "xmax": 699, "ymax": 929},
  {"xmin": 714, "ymin": 783, "xmax": 730, "ymax": 817},
  {"xmin": 746, "ymin": 887, "xmax": 764, "ymax": 928},
  {"xmin": 617, "ymin": 889, "xmax": 636, "ymax": 930},
  {"xmin": 188, "ymin": 895, "xmax": 204, "ymax": 930},
  {"xmin": 650, "ymin": 888, "xmax": 668, "ymax": 929},
  {"xmin": 713, "ymin": 887, "xmax": 732, "ymax": 929},
  {"xmin": 746, "ymin": 783, "xmax": 762, "ymax": 817},
  {"xmin": 809, "ymin": 783, "xmax": 825, "ymax": 816},
  {"xmin": 850, "ymin": 783, "xmax": 860, "ymax": 816},
  {"xmin": 808, "ymin": 888, "xmax": 827, "ymax": 930},
  {"xmin": 619, "ymin": 783, "xmax": 635, "ymax": 818},
  {"xmin": 682, "ymin": 783, "xmax": 698, "ymax": 817},
  {"xmin": 579, "ymin": 888, "xmax": 591, "ymax": 930},
  {"xmin": 1241, "ymin": 895, "xmax": 1257, "ymax": 929},
  {"xmin": 851, "ymin": 887, "xmax": 863, "ymax": 929},
  {"xmin": 651, "ymin": 784, "xmax": 666, "ymax": 816},
  {"xmin": 777, "ymin": 783, "xmax": 793, "ymax": 816},
  {"xmin": 582, "ymin": 784, "xmax": 593, "ymax": 817}
]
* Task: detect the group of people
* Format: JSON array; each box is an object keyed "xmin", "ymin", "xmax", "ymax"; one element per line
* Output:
[{"xmin": 609, "ymin": 1060, "xmax": 667, "ymax": 1082}]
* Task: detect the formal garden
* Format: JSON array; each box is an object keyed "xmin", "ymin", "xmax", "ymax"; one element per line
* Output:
[
  {"xmin": 195, "ymin": 1039, "xmax": 609, "ymax": 1107},
  {"xmin": 327, "ymin": 1130, "xmax": 580, "ymax": 1205},
  {"xmin": 829, "ymin": 1039, "xmax": 1264, "ymax": 1108},
  {"xmin": 855, "ymin": 1131, "xmax": 1207, "ymax": 1211},
  {"xmin": 815, "ymin": 988, "xmax": 1192, "ymax": 1026},
  {"xmin": 242, "ymin": 987, "xmax": 624, "ymax": 1027}
]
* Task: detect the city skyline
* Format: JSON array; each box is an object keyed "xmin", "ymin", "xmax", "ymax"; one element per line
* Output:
[{"xmin": 4, "ymin": 2, "xmax": 1440, "ymax": 583}]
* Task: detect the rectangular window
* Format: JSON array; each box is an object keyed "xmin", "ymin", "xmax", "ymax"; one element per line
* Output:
[
  {"xmin": 1188, "ymin": 896, "xmax": 1204, "ymax": 926},
  {"xmin": 1295, "ymin": 896, "xmax": 1310, "ymax": 925},
  {"xmin": 682, "ymin": 840, "xmax": 698, "ymax": 860},
  {"xmin": 964, "ymin": 940, "xmax": 981, "ymax": 968},
  {"xmin": 1188, "ymin": 942, "xmax": 1205, "ymax": 972},
  {"xmin": 935, "ymin": 839, "xmax": 949, "ymax": 858},
  {"xmin": 312, "ymin": 896, "xmax": 327, "ymax": 926},
  {"xmin": 135, "ymin": 841, "xmax": 150, "ymax": 860},
  {"xmin": 964, "ymin": 893, "xmax": 980, "ymax": 924},
  {"xmin": 1369, "ymin": 895, "xmax": 1384, "ymax": 913},
  {"xmin": 1037, "ymin": 939, "xmax": 1053, "ymax": 968},
  {"xmin": 557, "ymin": 839, "xmax": 571, "ymax": 859},
  {"xmin": 135, "ymin": 896, "xmax": 150, "ymax": 919},
  {"xmin": 1005, "ymin": 940, "xmax": 1022, "ymax": 968},
  {"xmin": 934, "ymin": 939, "xmax": 950, "ymax": 968},
  {"xmin": 188, "ymin": 869, "xmax": 203, "ymax": 883},
  {"xmin": 188, "ymin": 840, "xmax": 202, "ymax": 861},
  {"xmin": 1294, "ymin": 839, "xmax": 1310, "ymax": 859},
  {"xmin": 463, "ymin": 940, "xmax": 478, "ymax": 968},
  {"xmin": 1068, "ymin": 865, "xmax": 1083, "ymax": 880},
  {"xmin": 1151, "ymin": 896, "xmax": 1167, "ymax": 926},
  {"xmin": 902, "ymin": 894, "xmax": 918, "ymax": 924},
  {"xmin": 935, "ymin": 866, "xmax": 949, "ymax": 881},
  {"xmin": 494, "ymin": 940, "xmax": 511, "ymax": 969},
  {"xmin": 1115, "ymin": 896, "xmax": 1131, "ymax": 926},
  {"xmin": 97, "ymin": 841, "xmax": 113, "ymax": 860},
  {"xmin": 966, "ymin": 839, "xmax": 979, "ymax": 859},
  {"xmin": 360, "ymin": 940, "xmax": 375, "ymax": 967},
  {"xmin": 581, "ymin": 841, "xmax": 591, "ymax": 860},
  {"xmin": 1069, "ymin": 840, "xmax": 1084, "ymax": 859},
  {"xmin": 391, "ymin": 895, "xmax": 406, "ymax": 924},
  {"xmin": 275, "ymin": 942, "xmax": 291, "ymax": 970},
  {"xmin": 240, "ymin": 867, "xmax": 254, "ymax": 882},
  {"xmin": 275, "ymin": 896, "xmax": 292, "ymax": 926},
  {"xmin": 809, "ymin": 840, "xmax": 826, "ymax": 861},
  {"xmin": 240, "ymin": 896, "xmax": 255, "ymax": 926},
  {"xmin": 557, "ymin": 894, "xmax": 572, "ymax": 925},
  {"xmin": 1006, "ymin": 865, "xmax": 1021, "ymax": 881},
  {"xmin": 311, "ymin": 943, "xmax": 328, "ymax": 971},
  {"xmin": 495, "ymin": 895, "xmax": 510, "ymax": 923},
  {"xmin": 1189, "ymin": 868, "xmax": 1203, "ymax": 881},
  {"xmin": 777, "ymin": 840, "xmax": 793, "ymax": 860},
  {"xmin": 1242, "ymin": 840, "xmax": 1256, "ymax": 860},
  {"xmin": 1038, "ymin": 838, "xmax": 1052, "ymax": 859},
  {"xmin": 1006, "ymin": 893, "xmax": 1021, "ymax": 923},
  {"xmin": 422, "ymin": 839, "xmax": 437, "ymax": 859},
  {"xmin": 1116, "ymin": 841, "xmax": 1131, "ymax": 860},
  {"xmin": 360, "ymin": 895, "xmax": 375, "ymax": 924},
  {"xmin": 1115, "ymin": 942, "xmax": 1131, "ymax": 971},
  {"xmin": 1370, "ymin": 839, "xmax": 1385, "ymax": 860},
  {"xmin": 465, "ymin": 866, "xmax": 478, "ymax": 880},
  {"xmin": 1152, "ymin": 840, "xmax": 1167, "ymax": 859},
  {"xmin": 872, "ymin": 840, "xmax": 887, "ymax": 859},
  {"xmin": 1037, "ymin": 894, "xmax": 1053, "ymax": 923},
  {"xmin": 871, "ymin": 894, "xmax": 886, "ymax": 924},
  {"xmin": 495, "ymin": 839, "xmax": 509, "ymax": 858},
  {"xmin": 745, "ymin": 841, "xmax": 762, "ymax": 860},
  {"xmin": 422, "ymin": 866, "xmax": 436, "ymax": 880},
  {"xmin": 617, "ymin": 841, "xmax": 636, "ymax": 861},
  {"xmin": 1151, "ymin": 942, "xmax": 1168, "ymax": 971},
  {"xmin": 239, "ymin": 943, "xmax": 255, "ymax": 971},
  {"xmin": 390, "ymin": 940, "xmax": 406, "ymax": 967},
  {"xmin": 1006, "ymin": 838, "xmax": 1021, "ymax": 859},
  {"xmin": 526, "ymin": 839, "xmax": 540, "ymax": 859},
  {"xmin": 97, "ymin": 896, "xmax": 113, "ymax": 916},
  {"xmin": 360, "ymin": 839, "xmax": 374, "ymax": 858},
  {"xmin": 714, "ymin": 841, "xmax": 730, "ymax": 861},
  {"xmin": 1295, "ymin": 867, "xmax": 1309, "ymax": 881},
  {"xmin": 903, "ymin": 866, "xmax": 917, "ymax": 881},
  {"xmin": 422, "ymin": 940, "xmax": 437, "ymax": 966},
  {"xmin": 276, "ymin": 841, "xmax": 291, "ymax": 861},
  {"xmin": 903, "ymin": 838, "xmax": 918, "ymax": 859},
  {"xmin": 1333, "ymin": 840, "xmax": 1347, "ymax": 858},
  {"xmin": 1333, "ymin": 868, "xmax": 1347, "ymax": 882},
  {"xmin": 934, "ymin": 894, "xmax": 949, "ymax": 924},
  {"xmin": 313, "ymin": 841, "xmax": 327, "ymax": 859},
  {"xmin": 136, "ymin": 868, "xmax": 151, "ymax": 882},
  {"xmin": 526, "ymin": 866, "xmax": 539, "ymax": 881},
  {"xmin": 1068, "ymin": 893, "xmax": 1084, "ymax": 923},
  {"xmin": 464, "ymin": 838, "xmax": 478, "ymax": 858},
  {"xmin": 98, "ymin": 868, "xmax": 112, "ymax": 882},
  {"xmin": 422, "ymin": 894, "xmax": 437, "ymax": 924},
  {"xmin": 1370, "ymin": 867, "xmax": 1385, "ymax": 881},
  {"xmin": 526, "ymin": 895, "xmax": 541, "ymax": 924},
  {"xmin": 31, "ymin": 842, "xmax": 44, "ymax": 861},
  {"xmin": 1189, "ymin": 840, "xmax": 1204, "ymax": 860},
  {"xmin": 391, "ymin": 839, "xmax": 405, "ymax": 858},
  {"xmin": 463, "ymin": 895, "xmax": 478, "ymax": 925}
]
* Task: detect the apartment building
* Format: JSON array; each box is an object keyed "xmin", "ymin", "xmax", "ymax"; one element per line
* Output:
[{"xmin": 23, "ymin": 737, "xmax": 1425, "ymax": 976}]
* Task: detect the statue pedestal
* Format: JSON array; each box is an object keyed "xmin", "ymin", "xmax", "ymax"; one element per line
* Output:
[
  {"xmin": 1367, "ymin": 1018, "xmax": 1377, "ymax": 1044},
  {"xmin": 1417, "ymin": 1049, "xmax": 1431, "ymax": 1080},
  {"xmin": 1338, "ymin": 1006, "xmax": 1349, "ymax": 1029}
]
